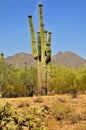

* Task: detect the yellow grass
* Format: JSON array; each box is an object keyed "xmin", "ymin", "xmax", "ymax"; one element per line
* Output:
[{"xmin": 1, "ymin": 94, "xmax": 86, "ymax": 130}]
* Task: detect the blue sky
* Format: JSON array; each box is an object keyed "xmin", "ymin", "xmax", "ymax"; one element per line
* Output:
[{"xmin": 0, "ymin": 0, "xmax": 86, "ymax": 58}]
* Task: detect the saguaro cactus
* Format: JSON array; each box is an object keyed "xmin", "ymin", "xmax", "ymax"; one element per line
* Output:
[
  {"xmin": 0, "ymin": 53, "xmax": 4, "ymax": 62},
  {"xmin": 28, "ymin": 4, "xmax": 52, "ymax": 94}
]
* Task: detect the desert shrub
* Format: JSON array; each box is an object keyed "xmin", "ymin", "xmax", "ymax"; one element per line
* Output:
[
  {"xmin": 48, "ymin": 65, "xmax": 86, "ymax": 95},
  {"xmin": 48, "ymin": 65, "xmax": 78, "ymax": 95},
  {"xmin": 1, "ymin": 60, "xmax": 86, "ymax": 97},
  {"xmin": 2, "ymin": 84, "xmax": 27, "ymax": 98},
  {"xmin": 50, "ymin": 101, "xmax": 81, "ymax": 124},
  {"xmin": 19, "ymin": 67, "xmax": 37, "ymax": 96},
  {"xmin": 50, "ymin": 102, "xmax": 72, "ymax": 120},
  {"xmin": 0, "ymin": 58, "xmax": 37, "ymax": 97},
  {"xmin": 0, "ymin": 64, "xmax": 37, "ymax": 97},
  {"xmin": 0, "ymin": 100, "xmax": 47, "ymax": 130},
  {"xmin": 75, "ymin": 73, "xmax": 86, "ymax": 93},
  {"xmin": 69, "ymin": 85, "xmax": 79, "ymax": 98},
  {"xmin": 66, "ymin": 111, "xmax": 81, "ymax": 124}
]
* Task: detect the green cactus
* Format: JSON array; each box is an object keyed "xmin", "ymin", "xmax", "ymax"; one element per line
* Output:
[
  {"xmin": 46, "ymin": 32, "xmax": 52, "ymax": 64},
  {"xmin": 37, "ymin": 32, "xmax": 41, "ymax": 61},
  {"xmin": 28, "ymin": 16, "xmax": 37, "ymax": 59},
  {"xmin": 0, "ymin": 100, "xmax": 47, "ymax": 130},
  {"xmin": 28, "ymin": 4, "xmax": 52, "ymax": 95},
  {"xmin": 0, "ymin": 53, "xmax": 4, "ymax": 62}
]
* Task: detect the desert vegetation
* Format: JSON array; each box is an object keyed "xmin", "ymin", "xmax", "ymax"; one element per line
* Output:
[
  {"xmin": 0, "ymin": 1, "xmax": 86, "ymax": 129},
  {"xmin": 0, "ymin": 94, "xmax": 86, "ymax": 130},
  {"xmin": 0, "ymin": 59, "xmax": 86, "ymax": 129},
  {"xmin": 0, "ymin": 59, "xmax": 86, "ymax": 97},
  {"xmin": 0, "ymin": 60, "xmax": 37, "ymax": 97}
]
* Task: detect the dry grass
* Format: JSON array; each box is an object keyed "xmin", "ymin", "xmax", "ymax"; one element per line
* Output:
[{"xmin": 1, "ymin": 94, "xmax": 86, "ymax": 130}]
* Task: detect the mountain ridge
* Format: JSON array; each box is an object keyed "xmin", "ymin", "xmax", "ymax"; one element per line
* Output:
[
  {"xmin": 52, "ymin": 51, "xmax": 86, "ymax": 68},
  {"xmin": 5, "ymin": 51, "xmax": 86, "ymax": 68}
]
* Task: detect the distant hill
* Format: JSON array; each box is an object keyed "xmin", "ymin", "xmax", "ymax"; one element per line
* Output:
[
  {"xmin": 5, "ymin": 52, "xmax": 36, "ymax": 68},
  {"xmin": 5, "ymin": 51, "xmax": 86, "ymax": 69},
  {"xmin": 52, "ymin": 51, "xmax": 86, "ymax": 68}
]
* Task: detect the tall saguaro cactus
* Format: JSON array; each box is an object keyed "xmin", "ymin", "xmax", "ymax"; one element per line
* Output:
[{"xmin": 28, "ymin": 4, "xmax": 52, "ymax": 94}]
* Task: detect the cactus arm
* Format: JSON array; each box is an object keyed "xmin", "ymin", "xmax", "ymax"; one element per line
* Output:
[
  {"xmin": 28, "ymin": 16, "xmax": 37, "ymax": 59},
  {"xmin": 44, "ymin": 31, "xmax": 47, "ymax": 58},
  {"xmin": 46, "ymin": 32, "xmax": 52, "ymax": 64},
  {"xmin": 37, "ymin": 32, "xmax": 41, "ymax": 61},
  {"xmin": 44, "ymin": 31, "xmax": 47, "ymax": 45},
  {"xmin": 39, "ymin": 4, "xmax": 45, "ymax": 62},
  {"xmin": 47, "ymin": 32, "xmax": 52, "ymax": 46}
]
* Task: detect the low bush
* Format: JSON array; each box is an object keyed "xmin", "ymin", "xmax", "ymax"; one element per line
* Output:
[
  {"xmin": 50, "ymin": 102, "xmax": 72, "ymax": 121},
  {"xmin": 0, "ymin": 100, "xmax": 47, "ymax": 130},
  {"xmin": 67, "ymin": 111, "xmax": 81, "ymax": 124},
  {"xmin": 50, "ymin": 101, "xmax": 81, "ymax": 124}
]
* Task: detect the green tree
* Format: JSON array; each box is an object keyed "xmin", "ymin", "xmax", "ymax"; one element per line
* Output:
[
  {"xmin": 20, "ymin": 67, "xmax": 37, "ymax": 96},
  {"xmin": 48, "ymin": 65, "xmax": 78, "ymax": 94}
]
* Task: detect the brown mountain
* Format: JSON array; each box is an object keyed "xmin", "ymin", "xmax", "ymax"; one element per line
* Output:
[
  {"xmin": 5, "ymin": 51, "xmax": 86, "ymax": 68},
  {"xmin": 5, "ymin": 52, "xmax": 36, "ymax": 68},
  {"xmin": 52, "ymin": 51, "xmax": 86, "ymax": 68}
]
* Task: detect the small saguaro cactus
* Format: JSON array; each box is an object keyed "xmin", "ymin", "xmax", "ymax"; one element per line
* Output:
[
  {"xmin": 28, "ymin": 4, "xmax": 52, "ymax": 95},
  {"xmin": 0, "ymin": 53, "xmax": 4, "ymax": 62}
]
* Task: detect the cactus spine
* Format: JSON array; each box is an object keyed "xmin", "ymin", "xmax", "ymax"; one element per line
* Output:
[{"xmin": 28, "ymin": 4, "xmax": 52, "ymax": 94}]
